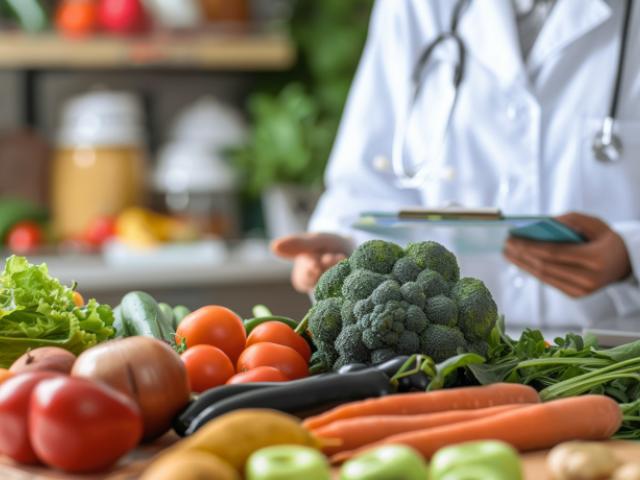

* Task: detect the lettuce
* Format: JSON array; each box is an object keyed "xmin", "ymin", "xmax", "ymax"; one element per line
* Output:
[{"xmin": 0, "ymin": 256, "xmax": 114, "ymax": 367}]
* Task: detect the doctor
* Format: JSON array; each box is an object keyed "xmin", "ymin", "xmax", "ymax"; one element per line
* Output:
[{"xmin": 272, "ymin": 0, "xmax": 640, "ymax": 331}]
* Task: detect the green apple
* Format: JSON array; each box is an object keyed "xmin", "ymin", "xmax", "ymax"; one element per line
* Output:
[
  {"xmin": 246, "ymin": 445, "xmax": 331, "ymax": 480},
  {"xmin": 340, "ymin": 445, "xmax": 430, "ymax": 480},
  {"xmin": 430, "ymin": 440, "xmax": 522, "ymax": 480}
]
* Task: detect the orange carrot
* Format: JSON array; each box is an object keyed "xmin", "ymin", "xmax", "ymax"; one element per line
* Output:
[
  {"xmin": 331, "ymin": 395, "xmax": 622, "ymax": 463},
  {"xmin": 314, "ymin": 404, "xmax": 527, "ymax": 455},
  {"xmin": 303, "ymin": 383, "xmax": 540, "ymax": 430}
]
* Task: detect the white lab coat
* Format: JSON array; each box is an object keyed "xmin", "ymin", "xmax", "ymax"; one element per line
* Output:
[{"xmin": 309, "ymin": 0, "xmax": 640, "ymax": 331}]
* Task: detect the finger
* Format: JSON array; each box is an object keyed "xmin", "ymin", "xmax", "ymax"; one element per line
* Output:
[
  {"xmin": 271, "ymin": 233, "xmax": 351, "ymax": 258},
  {"xmin": 291, "ymin": 255, "xmax": 322, "ymax": 293},
  {"xmin": 554, "ymin": 212, "xmax": 609, "ymax": 240},
  {"xmin": 505, "ymin": 237, "xmax": 602, "ymax": 271},
  {"xmin": 320, "ymin": 253, "xmax": 347, "ymax": 269},
  {"xmin": 504, "ymin": 250, "xmax": 590, "ymax": 297}
]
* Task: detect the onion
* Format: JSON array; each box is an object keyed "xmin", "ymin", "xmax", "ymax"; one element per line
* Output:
[
  {"xmin": 10, "ymin": 347, "xmax": 76, "ymax": 374},
  {"xmin": 71, "ymin": 337, "xmax": 190, "ymax": 441}
]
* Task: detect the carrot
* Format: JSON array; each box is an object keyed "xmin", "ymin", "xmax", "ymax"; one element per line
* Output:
[
  {"xmin": 331, "ymin": 395, "xmax": 622, "ymax": 463},
  {"xmin": 303, "ymin": 383, "xmax": 540, "ymax": 430},
  {"xmin": 314, "ymin": 404, "xmax": 527, "ymax": 455}
]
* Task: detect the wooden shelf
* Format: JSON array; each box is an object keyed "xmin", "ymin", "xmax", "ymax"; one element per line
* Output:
[{"xmin": 0, "ymin": 30, "xmax": 295, "ymax": 70}]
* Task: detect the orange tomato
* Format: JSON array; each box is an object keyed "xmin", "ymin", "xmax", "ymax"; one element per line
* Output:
[
  {"xmin": 226, "ymin": 366, "xmax": 289, "ymax": 385},
  {"xmin": 176, "ymin": 306, "xmax": 246, "ymax": 363},
  {"xmin": 72, "ymin": 291, "xmax": 84, "ymax": 307},
  {"xmin": 0, "ymin": 369, "xmax": 13, "ymax": 386},
  {"xmin": 246, "ymin": 321, "xmax": 311, "ymax": 363},
  {"xmin": 56, "ymin": 0, "xmax": 98, "ymax": 37},
  {"xmin": 181, "ymin": 345, "xmax": 235, "ymax": 393},
  {"xmin": 237, "ymin": 343, "xmax": 308, "ymax": 380}
]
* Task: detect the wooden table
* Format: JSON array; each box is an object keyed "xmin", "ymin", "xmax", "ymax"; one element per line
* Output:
[{"xmin": 2, "ymin": 439, "xmax": 640, "ymax": 479}]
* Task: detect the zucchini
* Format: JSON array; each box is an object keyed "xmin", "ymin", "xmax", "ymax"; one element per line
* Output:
[
  {"xmin": 112, "ymin": 305, "xmax": 130, "ymax": 338},
  {"xmin": 158, "ymin": 303, "xmax": 175, "ymax": 332},
  {"xmin": 172, "ymin": 305, "xmax": 191, "ymax": 329},
  {"xmin": 120, "ymin": 291, "xmax": 173, "ymax": 343}
]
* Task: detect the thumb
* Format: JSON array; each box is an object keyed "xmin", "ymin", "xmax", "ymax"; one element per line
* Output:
[{"xmin": 271, "ymin": 233, "xmax": 353, "ymax": 259}]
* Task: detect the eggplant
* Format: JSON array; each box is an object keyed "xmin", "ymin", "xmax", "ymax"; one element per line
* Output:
[{"xmin": 184, "ymin": 369, "xmax": 393, "ymax": 435}]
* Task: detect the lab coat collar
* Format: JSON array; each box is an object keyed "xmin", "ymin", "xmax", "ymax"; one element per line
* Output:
[
  {"xmin": 527, "ymin": 0, "xmax": 611, "ymax": 73},
  {"xmin": 458, "ymin": 0, "xmax": 612, "ymax": 87}
]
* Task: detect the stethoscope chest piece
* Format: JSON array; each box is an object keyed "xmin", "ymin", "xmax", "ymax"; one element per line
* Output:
[{"xmin": 592, "ymin": 116, "xmax": 623, "ymax": 163}]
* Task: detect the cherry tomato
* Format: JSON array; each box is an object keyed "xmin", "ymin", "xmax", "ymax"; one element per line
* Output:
[
  {"xmin": 72, "ymin": 291, "xmax": 84, "ymax": 307},
  {"xmin": 181, "ymin": 345, "xmax": 235, "ymax": 393},
  {"xmin": 7, "ymin": 221, "xmax": 42, "ymax": 254},
  {"xmin": 0, "ymin": 369, "xmax": 12, "ymax": 386},
  {"xmin": 29, "ymin": 376, "xmax": 143, "ymax": 473},
  {"xmin": 83, "ymin": 215, "xmax": 117, "ymax": 247},
  {"xmin": 246, "ymin": 321, "xmax": 312, "ymax": 362},
  {"xmin": 237, "ymin": 343, "xmax": 309, "ymax": 380},
  {"xmin": 226, "ymin": 366, "xmax": 289, "ymax": 385},
  {"xmin": 0, "ymin": 371, "xmax": 62, "ymax": 464},
  {"xmin": 176, "ymin": 306, "xmax": 246, "ymax": 363},
  {"xmin": 56, "ymin": 0, "xmax": 98, "ymax": 37}
]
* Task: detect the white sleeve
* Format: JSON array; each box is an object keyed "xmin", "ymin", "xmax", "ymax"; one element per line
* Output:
[
  {"xmin": 605, "ymin": 221, "xmax": 640, "ymax": 316},
  {"xmin": 308, "ymin": 0, "xmax": 427, "ymax": 242}
]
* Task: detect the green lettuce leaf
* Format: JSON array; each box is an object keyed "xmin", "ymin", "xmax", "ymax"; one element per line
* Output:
[{"xmin": 0, "ymin": 256, "xmax": 114, "ymax": 367}]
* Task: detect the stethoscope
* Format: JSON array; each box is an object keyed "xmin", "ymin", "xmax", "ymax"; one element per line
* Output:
[{"xmin": 391, "ymin": 0, "xmax": 633, "ymax": 188}]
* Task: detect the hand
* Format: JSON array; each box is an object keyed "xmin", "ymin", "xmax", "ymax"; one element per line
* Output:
[
  {"xmin": 271, "ymin": 233, "xmax": 354, "ymax": 294},
  {"xmin": 504, "ymin": 212, "xmax": 632, "ymax": 298}
]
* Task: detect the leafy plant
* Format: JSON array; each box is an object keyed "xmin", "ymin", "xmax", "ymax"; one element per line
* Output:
[{"xmin": 231, "ymin": 0, "xmax": 375, "ymax": 196}]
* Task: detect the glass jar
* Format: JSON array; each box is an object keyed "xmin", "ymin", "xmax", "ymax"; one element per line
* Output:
[{"xmin": 52, "ymin": 90, "xmax": 147, "ymax": 240}]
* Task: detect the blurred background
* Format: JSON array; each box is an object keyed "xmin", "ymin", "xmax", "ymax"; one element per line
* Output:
[{"xmin": 0, "ymin": 0, "xmax": 374, "ymax": 317}]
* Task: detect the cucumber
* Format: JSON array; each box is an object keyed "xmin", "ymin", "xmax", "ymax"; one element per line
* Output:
[
  {"xmin": 120, "ymin": 291, "xmax": 173, "ymax": 343},
  {"xmin": 172, "ymin": 305, "xmax": 191, "ymax": 329},
  {"xmin": 158, "ymin": 303, "xmax": 175, "ymax": 333},
  {"xmin": 112, "ymin": 305, "xmax": 130, "ymax": 338}
]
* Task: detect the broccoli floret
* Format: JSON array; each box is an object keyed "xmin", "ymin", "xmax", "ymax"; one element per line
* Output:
[
  {"xmin": 310, "ymin": 346, "xmax": 339, "ymax": 372},
  {"xmin": 335, "ymin": 324, "xmax": 369, "ymax": 363},
  {"xmin": 314, "ymin": 259, "xmax": 351, "ymax": 301},
  {"xmin": 333, "ymin": 356, "xmax": 352, "ymax": 371},
  {"xmin": 371, "ymin": 348, "xmax": 397, "ymax": 364},
  {"xmin": 349, "ymin": 240, "xmax": 404, "ymax": 274},
  {"xmin": 361, "ymin": 300, "xmax": 407, "ymax": 350},
  {"xmin": 392, "ymin": 256, "xmax": 422, "ymax": 283},
  {"xmin": 308, "ymin": 298, "xmax": 343, "ymax": 344},
  {"xmin": 342, "ymin": 269, "xmax": 387, "ymax": 301},
  {"xmin": 424, "ymin": 294, "xmax": 458, "ymax": 327},
  {"xmin": 354, "ymin": 298, "xmax": 374, "ymax": 318},
  {"xmin": 451, "ymin": 277, "xmax": 498, "ymax": 341},
  {"xmin": 406, "ymin": 241, "xmax": 460, "ymax": 283},
  {"xmin": 398, "ymin": 330, "xmax": 420, "ymax": 355},
  {"xmin": 467, "ymin": 339, "xmax": 489, "ymax": 357},
  {"xmin": 341, "ymin": 300, "xmax": 357, "ymax": 326},
  {"xmin": 416, "ymin": 269, "xmax": 451, "ymax": 298},
  {"xmin": 420, "ymin": 324, "xmax": 467, "ymax": 363},
  {"xmin": 400, "ymin": 281, "xmax": 426, "ymax": 308},
  {"xmin": 405, "ymin": 304, "xmax": 428, "ymax": 333},
  {"xmin": 371, "ymin": 279, "xmax": 403, "ymax": 305}
]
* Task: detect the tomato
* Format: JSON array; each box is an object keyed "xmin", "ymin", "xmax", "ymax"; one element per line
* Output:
[
  {"xmin": 29, "ymin": 376, "xmax": 143, "ymax": 473},
  {"xmin": 56, "ymin": 0, "xmax": 98, "ymax": 37},
  {"xmin": 0, "ymin": 371, "xmax": 62, "ymax": 464},
  {"xmin": 83, "ymin": 215, "xmax": 117, "ymax": 247},
  {"xmin": 226, "ymin": 366, "xmax": 289, "ymax": 385},
  {"xmin": 98, "ymin": 0, "xmax": 148, "ymax": 34},
  {"xmin": 176, "ymin": 306, "xmax": 246, "ymax": 363},
  {"xmin": 181, "ymin": 345, "xmax": 235, "ymax": 393},
  {"xmin": 0, "ymin": 369, "xmax": 12, "ymax": 386},
  {"xmin": 72, "ymin": 291, "xmax": 84, "ymax": 307},
  {"xmin": 246, "ymin": 321, "xmax": 312, "ymax": 362},
  {"xmin": 7, "ymin": 221, "xmax": 42, "ymax": 254},
  {"xmin": 237, "ymin": 343, "xmax": 309, "ymax": 380}
]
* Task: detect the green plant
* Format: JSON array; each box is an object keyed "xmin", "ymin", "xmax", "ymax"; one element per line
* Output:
[{"xmin": 231, "ymin": 0, "xmax": 375, "ymax": 196}]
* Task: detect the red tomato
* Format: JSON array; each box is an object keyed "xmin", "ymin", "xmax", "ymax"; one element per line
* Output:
[
  {"xmin": 83, "ymin": 215, "xmax": 117, "ymax": 247},
  {"xmin": 237, "ymin": 343, "xmax": 309, "ymax": 380},
  {"xmin": 181, "ymin": 345, "xmax": 235, "ymax": 393},
  {"xmin": 246, "ymin": 322, "xmax": 312, "ymax": 362},
  {"xmin": 7, "ymin": 221, "xmax": 42, "ymax": 254},
  {"xmin": 226, "ymin": 366, "xmax": 289, "ymax": 385},
  {"xmin": 56, "ymin": 0, "xmax": 98, "ymax": 37},
  {"xmin": 0, "ymin": 372, "xmax": 62, "ymax": 464},
  {"xmin": 98, "ymin": 0, "xmax": 148, "ymax": 34},
  {"xmin": 29, "ymin": 376, "xmax": 143, "ymax": 473},
  {"xmin": 176, "ymin": 306, "xmax": 246, "ymax": 363}
]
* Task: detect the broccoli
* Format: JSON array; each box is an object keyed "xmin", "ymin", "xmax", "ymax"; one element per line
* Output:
[
  {"xmin": 398, "ymin": 330, "xmax": 420, "ymax": 355},
  {"xmin": 420, "ymin": 324, "xmax": 466, "ymax": 362},
  {"xmin": 371, "ymin": 348, "xmax": 397, "ymax": 364},
  {"xmin": 424, "ymin": 295, "xmax": 458, "ymax": 327},
  {"xmin": 309, "ymin": 348, "xmax": 338, "ymax": 372},
  {"xmin": 416, "ymin": 269, "xmax": 451, "ymax": 298},
  {"xmin": 354, "ymin": 298, "xmax": 374, "ymax": 318},
  {"xmin": 392, "ymin": 256, "xmax": 422, "ymax": 283},
  {"xmin": 400, "ymin": 281, "xmax": 426, "ymax": 308},
  {"xmin": 405, "ymin": 304, "xmax": 428, "ymax": 333},
  {"xmin": 371, "ymin": 279, "xmax": 403, "ymax": 305},
  {"xmin": 466, "ymin": 339, "xmax": 489, "ymax": 357},
  {"xmin": 335, "ymin": 324, "xmax": 369, "ymax": 363},
  {"xmin": 406, "ymin": 241, "xmax": 460, "ymax": 283},
  {"xmin": 307, "ymin": 298, "xmax": 343, "ymax": 344},
  {"xmin": 451, "ymin": 277, "xmax": 498, "ymax": 340},
  {"xmin": 341, "ymin": 300, "xmax": 357, "ymax": 326},
  {"xmin": 349, "ymin": 240, "xmax": 404, "ymax": 274},
  {"xmin": 315, "ymin": 259, "xmax": 351, "ymax": 300},
  {"xmin": 341, "ymin": 269, "xmax": 387, "ymax": 301}
]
